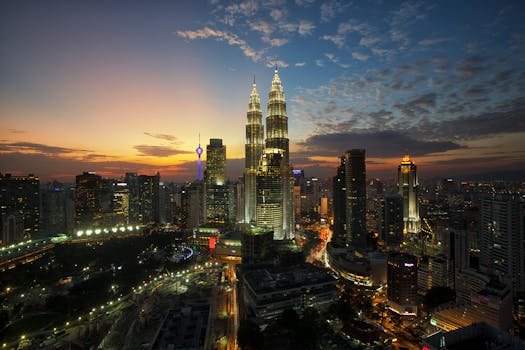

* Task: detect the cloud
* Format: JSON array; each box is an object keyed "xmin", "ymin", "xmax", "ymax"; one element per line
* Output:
[
  {"xmin": 262, "ymin": 37, "xmax": 288, "ymax": 47},
  {"xmin": 8, "ymin": 129, "xmax": 26, "ymax": 134},
  {"xmin": 352, "ymin": 52, "xmax": 369, "ymax": 61},
  {"xmin": 134, "ymin": 145, "xmax": 192, "ymax": 157},
  {"xmin": 315, "ymin": 59, "xmax": 324, "ymax": 67},
  {"xmin": 394, "ymin": 93, "xmax": 436, "ymax": 117},
  {"xmin": 320, "ymin": 0, "xmax": 347, "ymax": 23},
  {"xmin": 295, "ymin": 62, "xmax": 306, "ymax": 67},
  {"xmin": 144, "ymin": 132, "xmax": 178, "ymax": 142},
  {"xmin": 295, "ymin": 0, "xmax": 316, "ymax": 6},
  {"xmin": 176, "ymin": 27, "xmax": 261, "ymax": 62},
  {"xmin": 298, "ymin": 20, "xmax": 315, "ymax": 36},
  {"xmin": 321, "ymin": 34, "xmax": 345, "ymax": 47},
  {"xmin": 298, "ymin": 131, "xmax": 462, "ymax": 158},
  {"xmin": 0, "ymin": 142, "xmax": 89, "ymax": 155},
  {"xmin": 418, "ymin": 37, "xmax": 450, "ymax": 46},
  {"xmin": 270, "ymin": 8, "xmax": 286, "ymax": 21},
  {"xmin": 265, "ymin": 59, "xmax": 288, "ymax": 68}
]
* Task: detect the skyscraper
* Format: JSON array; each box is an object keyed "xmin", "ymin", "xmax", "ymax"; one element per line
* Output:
[
  {"xmin": 397, "ymin": 155, "xmax": 420, "ymax": 234},
  {"xmin": 481, "ymin": 195, "xmax": 524, "ymax": 294},
  {"xmin": 387, "ymin": 252, "xmax": 418, "ymax": 315},
  {"xmin": 0, "ymin": 173, "xmax": 40, "ymax": 243},
  {"xmin": 332, "ymin": 156, "xmax": 346, "ymax": 240},
  {"xmin": 205, "ymin": 138, "xmax": 228, "ymax": 224},
  {"xmin": 75, "ymin": 172, "xmax": 102, "ymax": 229},
  {"xmin": 244, "ymin": 81, "xmax": 264, "ymax": 224},
  {"xmin": 265, "ymin": 68, "xmax": 293, "ymax": 238},
  {"xmin": 345, "ymin": 149, "xmax": 367, "ymax": 248},
  {"xmin": 256, "ymin": 149, "xmax": 283, "ymax": 239},
  {"xmin": 125, "ymin": 172, "xmax": 160, "ymax": 225},
  {"xmin": 382, "ymin": 194, "xmax": 404, "ymax": 249}
]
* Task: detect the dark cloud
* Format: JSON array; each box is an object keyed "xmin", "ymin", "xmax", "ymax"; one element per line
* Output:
[
  {"xmin": 143, "ymin": 132, "xmax": 179, "ymax": 142},
  {"xmin": 0, "ymin": 142, "xmax": 89, "ymax": 155},
  {"xmin": 134, "ymin": 145, "xmax": 192, "ymax": 157},
  {"xmin": 412, "ymin": 97, "xmax": 525, "ymax": 140},
  {"xmin": 394, "ymin": 93, "xmax": 436, "ymax": 117},
  {"xmin": 298, "ymin": 131, "xmax": 462, "ymax": 158}
]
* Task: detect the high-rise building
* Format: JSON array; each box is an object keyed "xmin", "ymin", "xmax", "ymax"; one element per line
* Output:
[
  {"xmin": 75, "ymin": 172, "xmax": 102, "ymax": 229},
  {"xmin": 125, "ymin": 172, "xmax": 160, "ymax": 225},
  {"xmin": 382, "ymin": 194, "xmax": 404, "ymax": 249},
  {"xmin": 111, "ymin": 182, "xmax": 129, "ymax": 226},
  {"xmin": 481, "ymin": 195, "xmax": 525, "ymax": 294},
  {"xmin": 0, "ymin": 173, "xmax": 40, "ymax": 243},
  {"xmin": 332, "ymin": 156, "xmax": 346, "ymax": 240},
  {"xmin": 41, "ymin": 181, "xmax": 74, "ymax": 235},
  {"xmin": 180, "ymin": 181, "xmax": 204, "ymax": 229},
  {"xmin": 205, "ymin": 138, "xmax": 228, "ymax": 224},
  {"xmin": 345, "ymin": 149, "xmax": 367, "ymax": 248},
  {"xmin": 265, "ymin": 69, "xmax": 293, "ymax": 238},
  {"xmin": 397, "ymin": 155, "xmax": 420, "ymax": 234},
  {"xmin": 244, "ymin": 81, "xmax": 264, "ymax": 224},
  {"xmin": 387, "ymin": 252, "xmax": 418, "ymax": 315},
  {"xmin": 256, "ymin": 149, "xmax": 283, "ymax": 239}
]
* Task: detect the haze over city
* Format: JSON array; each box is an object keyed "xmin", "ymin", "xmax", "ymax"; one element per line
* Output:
[{"xmin": 1, "ymin": 0, "xmax": 524, "ymax": 182}]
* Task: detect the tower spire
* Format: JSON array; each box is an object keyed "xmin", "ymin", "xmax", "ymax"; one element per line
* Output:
[{"xmin": 196, "ymin": 133, "xmax": 203, "ymax": 181}]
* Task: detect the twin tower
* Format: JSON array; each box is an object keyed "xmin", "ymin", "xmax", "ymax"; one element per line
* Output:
[{"xmin": 244, "ymin": 69, "xmax": 293, "ymax": 239}]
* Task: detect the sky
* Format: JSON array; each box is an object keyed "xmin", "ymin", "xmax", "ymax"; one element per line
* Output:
[{"xmin": 1, "ymin": 0, "xmax": 524, "ymax": 183}]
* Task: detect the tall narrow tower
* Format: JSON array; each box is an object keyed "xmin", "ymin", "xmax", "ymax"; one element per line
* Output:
[
  {"xmin": 397, "ymin": 155, "xmax": 420, "ymax": 234},
  {"xmin": 244, "ymin": 80, "xmax": 264, "ymax": 224},
  {"xmin": 265, "ymin": 68, "xmax": 293, "ymax": 238},
  {"xmin": 196, "ymin": 135, "xmax": 203, "ymax": 181}
]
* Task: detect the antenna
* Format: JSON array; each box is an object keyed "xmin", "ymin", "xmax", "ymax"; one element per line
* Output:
[{"xmin": 253, "ymin": 75, "xmax": 256, "ymax": 85}]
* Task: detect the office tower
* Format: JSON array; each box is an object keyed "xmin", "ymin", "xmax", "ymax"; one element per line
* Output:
[
  {"xmin": 382, "ymin": 194, "xmax": 404, "ymax": 249},
  {"xmin": 75, "ymin": 172, "xmax": 102, "ymax": 229},
  {"xmin": 180, "ymin": 182, "xmax": 204, "ymax": 229},
  {"xmin": 244, "ymin": 81, "xmax": 264, "ymax": 224},
  {"xmin": 345, "ymin": 149, "xmax": 367, "ymax": 248},
  {"xmin": 205, "ymin": 138, "xmax": 228, "ymax": 224},
  {"xmin": 332, "ymin": 156, "xmax": 346, "ymax": 240},
  {"xmin": 265, "ymin": 68, "xmax": 293, "ymax": 238},
  {"xmin": 0, "ymin": 173, "xmax": 40, "ymax": 243},
  {"xmin": 293, "ymin": 169, "xmax": 304, "ymax": 220},
  {"xmin": 111, "ymin": 182, "xmax": 129, "ymax": 226},
  {"xmin": 196, "ymin": 136, "xmax": 204, "ymax": 181},
  {"xmin": 125, "ymin": 172, "xmax": 160, "ymax": 225},
  {"xmin": 481, "ymin": 195, "xmax": 525, "ymax": 294},
  {"xmin": 303, "ymin": 177, "xmax": 321, "ymax": 214},
  {"xmin": 256, "ymin": 149, "xmax": 284, "ymax": 239},
  {"xmin": 418, "ymin": 255, "xmax": 454, "ymax": 292},
  {"xmin": 241, "ymin": 226, "xmax": 274, "ymax": 265},
  {"xmin": 397, "ymin": 155, "xmax": 420, "ymax": 234},
  {"xmin": 41, "ymin": 181, "xmax": 74, "ymax": 235},
  {"xmin": 387, "ymin": 252, "xmax": 418, "ymax": 315},
  {"xmin": 1, "ymin": 213, "xmax": 23, "ymax": 245}
]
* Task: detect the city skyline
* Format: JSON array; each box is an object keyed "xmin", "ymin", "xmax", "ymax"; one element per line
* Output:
[{"xmin": 1, "ymin": 0, "xmax": 524, "ymax": 182}]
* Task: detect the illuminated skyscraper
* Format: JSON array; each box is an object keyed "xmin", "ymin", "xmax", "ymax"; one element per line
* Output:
[
  {"xmin": 332, "ymin": 156, "xmax": 346, "ymax": 240},
  {"xmin": 256, "ymin": 149, "xmax": 283, "ymax": 239},
  {"xmin": 205, "ymin": 138, "xmax": 228, "ymax": 224},
  {"xmin": 75, "ymin": 172, "xmax": 102, "ymax": 229},
  {"xmin": 345, "ymin": 149, "xmax": 367, "ymax": 248},
  {"xmin": 244, "ymin": 80, "xmax": 264, "ymax": 224},
  {"xmin": 397, "ymin": 155, "xmax": 420, "ymax": 234},
  {"xmin": 0, "ymin": 173, "xmax": 40, "ymax": 243},
  {"xmin": 265, "ymin": 68, "xmax": 293, "ymax": 238}
]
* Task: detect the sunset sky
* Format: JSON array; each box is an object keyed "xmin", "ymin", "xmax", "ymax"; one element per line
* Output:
[{"xmin": 1, "ymin": 0, "xmax": 524, "ymax": 182}]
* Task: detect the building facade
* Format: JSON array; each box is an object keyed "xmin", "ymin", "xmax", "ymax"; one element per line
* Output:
[
  {"xmin": 397, "ymin": 155, "xmax": 420, "ymax": 234},
  {"xmin": 344, "ymin": 149, "xmax": 367, "ymax": 248},
  {"xmin": 387, "ymin": 252, "xmax": 418, "ymax": 315},
  {"xmin": 244, "ymin": 82, "xmax": 264, "ymax": 224},
  {"xmin": 264, "ymin": 69, "xmax": 293, "ymax": 238},
  {"xmin": 205, "ymin": 138, "xmax": 228, "ymax": 225}
]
